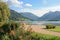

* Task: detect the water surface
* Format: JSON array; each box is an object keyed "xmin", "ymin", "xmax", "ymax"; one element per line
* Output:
[{"xmin": 16, "ymin": 21, "xmax": 60, "ymax": 26}]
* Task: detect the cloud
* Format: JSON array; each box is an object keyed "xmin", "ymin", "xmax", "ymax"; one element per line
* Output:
[
  {"xmin": 20, "ymin": 6, "xmax": 60, "ymax": 17},
  {"xmin": 9, "ymin": 0, "xmax": 23, "ymax": 8},
  {"xmin": 20, "ymin": 8, "xmax": 48, "ymax": 17},
  {"xmin": 0, "ymin": 0, "xmax": 23, "ymax": 8},
  {"xmin": 47, "ymin": 6, "xmax": 60, "ymax": 11},
  {"xmin": 0, "ymin": 0, "xmax": 8, "ymax": 2},
  {"xmin": 25, "ymin": 3, "xmax": 32, "ymax": 7},
  {"xmin": 0, "ymin": 0, "xmax": 32, "ymax": 8}
]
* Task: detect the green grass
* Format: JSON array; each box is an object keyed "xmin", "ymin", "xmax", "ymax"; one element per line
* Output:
[
  {"xmin": 31, "ymin": 32, "xmax": 60, "ymax": 40},
  {"xmin": 46, "ymin": 26, "xmax": 60, "ymax": 32}
]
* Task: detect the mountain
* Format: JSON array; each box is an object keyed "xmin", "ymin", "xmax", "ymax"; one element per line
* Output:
[
  {"xmin": 20, "ymin": 12, "xmax": 39, "ymax": 21},
  {"xmin": 39, "ymin": 11, "xmax": 60, "ymax": 21},
  {"xmin": 9, "ymin": 10, "xmax": 32, "ymax": 21}
]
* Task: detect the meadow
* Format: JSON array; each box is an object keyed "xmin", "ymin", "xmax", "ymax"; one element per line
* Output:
[{"xmin": 46, "ymin": 26, "xmax": 60, "ymax": 32}]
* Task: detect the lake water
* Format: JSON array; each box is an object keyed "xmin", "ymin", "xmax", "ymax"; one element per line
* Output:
[{"xmin": 16, "ymin": 21, "xmax": 60, "ymax": 26}]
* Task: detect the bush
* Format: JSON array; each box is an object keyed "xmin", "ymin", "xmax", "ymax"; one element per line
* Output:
[
  {"xmin": 46, "ymin": 24, "xmax": 56, "ymax": 29},
  {"xmin": 0, "ymin": 21, "xmax": 20, "ymax": 40},
  {"xmin": 1, "ymin": 21, "xmax": 20, "ymax": 33}
]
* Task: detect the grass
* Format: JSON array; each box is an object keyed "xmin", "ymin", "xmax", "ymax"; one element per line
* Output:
[
  {"xmin": 31, "ymin": 32, "xmax": 60, "ymax": 40},
  {"xmin": 46, "ymin": 26, "xmax": 60, "ymax": 32}
]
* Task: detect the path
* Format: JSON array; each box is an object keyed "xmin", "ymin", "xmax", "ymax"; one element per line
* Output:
[{"xmin": 27, "ymin": 25, "xmax": 60, "ymax": 37}]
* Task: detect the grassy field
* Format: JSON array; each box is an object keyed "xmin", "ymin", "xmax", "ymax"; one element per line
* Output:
[
  {"xmin": 46, "ymin": 26, "xmax": 60, "ymax": 32},
  {"xmin": 31, "ymin": 32, "xmax": 60, "ymax": 40}
]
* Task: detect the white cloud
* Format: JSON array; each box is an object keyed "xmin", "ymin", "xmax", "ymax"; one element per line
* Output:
[
  {"xmin": 0, "ymin": 0, "xmax": 32, "ymax": 8},
  {"xmin": 9, "ymin": 0, "xmax": 23, "ymax": 8},
  {"xmin": 20, "ymin": 6, "xmax": 60, "ymax": 17},
  {"xmin": 25, "ymin": 3, "xmax": 32, "ymax": 7},
  {"xmin": 20, "ymin": 8, "xmax": 48, "ymax": 17},
  {"xmin": 0, "ymin": 0, "xmax": 23, "ymax": 8},
  {"xmin": 47, "ymin": 6, "xmax": 60, "ymax": 11},
  {"xmin": 0, "ymin": 0, "xmax": 8, "ymax": 2}
]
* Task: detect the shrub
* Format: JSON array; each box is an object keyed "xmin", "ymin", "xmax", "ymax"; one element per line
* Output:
[
  {"xmin": 2, "ymin": 23, "xmax": 10, "ymax": 33},
  {"xmin": 46, "ymin": 24, "xmax": 56, "ymax": 29},
  {"xmin": 1, "ymin": 21, "xmax": 20, "ymax": 34},
  {"xmin": 10, "ymin": 22, "xmax": 20, "ymax": 30}
]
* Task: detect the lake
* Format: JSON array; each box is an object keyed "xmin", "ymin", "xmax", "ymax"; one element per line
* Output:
[{"xmin": 16, "ymin": 21, "xmax": 60, "ymax": 26}]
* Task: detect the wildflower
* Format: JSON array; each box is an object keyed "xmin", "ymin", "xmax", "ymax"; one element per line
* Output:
[{"xmin": 9, "ymin": 30, "xmax": 14, "ymax": 36}]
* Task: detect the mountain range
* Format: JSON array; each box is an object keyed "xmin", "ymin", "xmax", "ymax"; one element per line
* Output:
[
  {"xmin": 39, "ymin": 11, "xmax": 60, "ymax": 21},
  {"xmin": 9, "ymin": 10, "xmax": 32, "ymax": 21},
  {"xmin": 9, "ymin": 10, "xmax": 39, "ymax": 21},
  {"xmin": 9, "ymin": 9, "xmax": 60, "ymax": 21},
  {"xmin": 20, "ymin": 12, "xmax": 39, "ymax": 21}
]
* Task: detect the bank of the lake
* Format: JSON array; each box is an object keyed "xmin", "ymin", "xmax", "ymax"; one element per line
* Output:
[{"xmin": 16, "ymin": 21, "xmax": 60, "ymax": 26}]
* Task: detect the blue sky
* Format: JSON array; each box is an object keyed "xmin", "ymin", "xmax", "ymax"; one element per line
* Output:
[{"xmin": 1, "ymin": 0, "xmax": 60, "ymax": 17}]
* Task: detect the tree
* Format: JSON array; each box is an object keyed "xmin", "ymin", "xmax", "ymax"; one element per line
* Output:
[{"xmin": 0, "ymin": 2, "xmax": 10, "ymax": 26}]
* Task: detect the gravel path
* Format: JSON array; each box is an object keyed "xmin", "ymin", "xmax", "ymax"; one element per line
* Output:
[{"xmin": 27, "ymin": 25, "xmax": 60, "ymax": 37}]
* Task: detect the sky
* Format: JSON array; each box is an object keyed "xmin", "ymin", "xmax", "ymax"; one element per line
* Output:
[{"xmin": 1, "ymin": 0, "xmax": 60, "ymax": 17}]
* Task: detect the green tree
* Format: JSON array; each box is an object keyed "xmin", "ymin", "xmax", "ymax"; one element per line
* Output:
[{"xmin": 0, "ymin": 2, "xmax": 10, "ymax": 26}]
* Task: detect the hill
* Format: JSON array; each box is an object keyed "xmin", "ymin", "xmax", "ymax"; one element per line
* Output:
[
  {"xmin": 39, "ymin": 11, "xmax": 60, "ymax": 21},
  {"xmin": 9, "ymin": 10, "xmax": 32, "ymax": 21},
  {"xmin": 20, "ymin": 12, "xmax": 39, "ymax": 21}
]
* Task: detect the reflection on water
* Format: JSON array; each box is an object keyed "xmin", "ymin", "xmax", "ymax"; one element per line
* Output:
[{"xmin": 16, "ymin": 21, "xmax": 60, "ymax": 26}]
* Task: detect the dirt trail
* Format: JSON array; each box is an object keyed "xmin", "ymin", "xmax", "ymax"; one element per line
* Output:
[{"xmin": 27, "ymin": 25, "xmax": 60, "ymax": 37}]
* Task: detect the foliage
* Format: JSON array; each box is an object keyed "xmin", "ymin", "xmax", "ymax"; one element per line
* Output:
[
  {"xmin": 9, "ymin": 10, "xmax": 31, "ymax": 21},
  {"xmin": 46, "ymin": 24, "xmax": 56, "ymax": 29},
  {"xmin": 47, "ymin": 26, "xmax": 60, "ymax": 32},
  {"xmin": 0, "ymin": 2, "xmax": 10, "ymax": 26},
  {"xmin": 0, "ymin": 22, "xmax": 60, "ymax": 40},
  {"xmin": 31, "ymin": 32, "xmax": 60, "ymax": 40},
  {"xmin": 0, "ymin": 22, "xmax": 32, "ymax": 40}
]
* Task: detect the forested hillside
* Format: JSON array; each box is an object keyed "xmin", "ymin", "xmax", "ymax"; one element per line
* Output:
[{"xmin": 9, "ymin": 10, "xmax": 32, "ymax": 21}]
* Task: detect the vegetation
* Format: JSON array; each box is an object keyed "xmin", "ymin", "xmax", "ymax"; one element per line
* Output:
[
  {"xmin": 31, "ymin": 32, "xmax": 60, "ymax": 40},
  {"xmin": 0, "ymin": 2, "xmax": 10, "ymax": 26},
  {"xmin": 9, "ymin": 10, "xmax": 32, "ymax": 21},
  {"xmin": 0, "ymin": 2, "xmax": 60, "ymax": 40},
  {"xmin": 46, "ymin": 24, "xmax": 56, "ymax": 29},
  {"xmin": 0, "ymin": 2, "xmax": 10, "ymax": 21},
  {"xmin": 47, "ymin": 26, "xmax": 60, "ymax": 32},
  {"xmin": 0, "ymin": 21, "xmax": 60, "ymax": 40}
]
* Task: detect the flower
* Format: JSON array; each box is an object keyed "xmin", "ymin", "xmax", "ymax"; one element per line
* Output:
[
  {"xmin": 18, "ymin": 35, "xmax": 23, "ymax": 39},
  {"xmin": 9, "ymin": 30, "xmax": 14, "ymax": 36}
]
